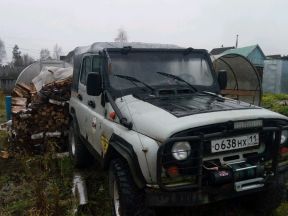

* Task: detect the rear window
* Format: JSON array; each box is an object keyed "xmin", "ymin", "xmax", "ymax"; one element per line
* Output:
[{"xmin": 80, "ymin": 56, "xmax": 92, "ymax": 84}]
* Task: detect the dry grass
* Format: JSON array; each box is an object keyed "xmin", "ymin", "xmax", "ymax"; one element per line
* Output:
[
  {"xmin": 0, "ymin": 91, "xmax": 6, "ymax": 123},
  {"xmin": 0, "ymin": 153, "xmax": 75, "ymax": 215}
]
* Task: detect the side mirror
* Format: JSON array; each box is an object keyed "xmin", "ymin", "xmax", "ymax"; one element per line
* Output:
[
  {"xmin": 86, "ymin": 73, "xmax": 102, "ymax": 96},
  {"xmin": 217, "ymin": 70, "xmax": 227, "ymax": 90}
]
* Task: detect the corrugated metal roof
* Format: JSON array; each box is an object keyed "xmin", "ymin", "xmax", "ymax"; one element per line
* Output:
[
  {"xmin": 222, "ymin": 45, "xmax": 259, "ymax": 57},
  {"xmin": 221, "ymin": 45, "xmax": 266, "ymax": 67},
  {"xmin": 210, "ymin": 47, "xmax": 235, "ymax": 55}
]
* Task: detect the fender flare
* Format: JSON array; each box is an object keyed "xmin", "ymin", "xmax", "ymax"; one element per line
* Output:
[
  {"xmin": 69, "ymin": 109, "xmax": 80, "ymax": 131},
  {"xmin": 70, "ymin": 110, "xmax": 146, "ymax": 189},
  {"xmin": 104, "ymin": 134, "xmax": 146, "ymax": 189}
]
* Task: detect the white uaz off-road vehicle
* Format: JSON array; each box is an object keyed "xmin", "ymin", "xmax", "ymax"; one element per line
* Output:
[{"xmin": 68, "ymin": 42, "xmax": 288, "ymax": 216}]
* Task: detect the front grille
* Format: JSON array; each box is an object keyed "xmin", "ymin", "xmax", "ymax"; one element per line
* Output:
[
  {"xmin": 172, "ymin": 119, "xmax": 286, "ymax": 158},
  {"xmin": 157, "ymin": 119, "xmax": 288, "ymax": 190}
]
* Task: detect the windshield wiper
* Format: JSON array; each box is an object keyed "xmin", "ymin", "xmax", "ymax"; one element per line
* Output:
[
  {"xmin": 156, "ymin": 71, "xmax": 197, "ymax": 92},
  {"xmin": 113, "ymin": 74, "xmax": 155, "ymax": 93}
]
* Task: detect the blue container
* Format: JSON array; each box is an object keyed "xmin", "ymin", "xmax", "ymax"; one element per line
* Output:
[{"xmin": 5, "ymin": 96, "xmax": 12, "ymax": 121}]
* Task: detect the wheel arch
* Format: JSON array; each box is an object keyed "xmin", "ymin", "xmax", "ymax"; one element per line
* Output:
[
  {"xmin": 69, "ymin": 108, "xmax": 79, "ymax": 127},
  {"xmin": 69, "ymin": 111, "xmax": 146, "ymax": 189},
  {"xmin": 104, "ymin": 134, "xmax": 146, "ymax": 189}
]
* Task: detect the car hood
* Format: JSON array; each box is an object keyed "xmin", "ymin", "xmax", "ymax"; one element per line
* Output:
[{"xmin": 115, "ymin": 94, "xmax": 288, "ymax": 143}]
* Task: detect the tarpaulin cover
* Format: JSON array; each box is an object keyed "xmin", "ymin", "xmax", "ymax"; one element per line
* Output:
[
  {"xmin": 16, "ymin": 60, "xmax": 71, "ymax": 84},
  {"xmin": 32, "ymin": 66, "xmax": 73, "ymax": 92}
]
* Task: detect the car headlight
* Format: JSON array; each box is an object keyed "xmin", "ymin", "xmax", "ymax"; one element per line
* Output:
[
  {"xmin": 281, "ymin": 130, "xmax": 288, "ymax": 145},
  {"xmin": 172, "ymin": 142, "xmax": 191, "ymax": 160}
]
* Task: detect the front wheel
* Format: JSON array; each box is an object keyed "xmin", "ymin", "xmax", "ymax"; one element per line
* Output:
[
  {"xmin": 109, "ymin": 158, "xmax": 154, "ymax": 216},
  {"xmin": 242, "ymin": 178, "xmax": 286, "ymax": 215}
]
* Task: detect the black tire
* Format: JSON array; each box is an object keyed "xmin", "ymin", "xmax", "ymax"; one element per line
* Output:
[
  {"xmin": 68, "ymin": 121, "xmax": 93, "ymax": 168},
  {"xmin": 278, "ymin": 171, "xmax": 288, "ymax": 201},
  {"xmin": 109, "ymin": 158, "xmax": 154, "ymax": 216},
  {"xmin": 242, "ymin": 178, "xmax": 286, "ymax": 215}
]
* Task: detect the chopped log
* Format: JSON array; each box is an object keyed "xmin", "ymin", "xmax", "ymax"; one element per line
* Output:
[
  {"xmin": 12, "ymin": 97, "xmax": 27, "ymax": 106},
  {"xmin": 12, "ymin": 106, "xmax": 27, "ymax": 114},
  {"xmin": 0, "ymin": 151, "xmax": 9, "ymax": 159},
  {"xmin": 17, "ymin": 83, "xmax": 33, "ymax": 92},
  {"xmin": 11, "ymin": 76, "xmax": 72, "ymax": 153},
  {"xmin": 12, "ymin": 88, "xmax": 24, "ymax": 97}
]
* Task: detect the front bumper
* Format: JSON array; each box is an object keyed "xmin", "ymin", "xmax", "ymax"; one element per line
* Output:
[
  {"xmin": 146, "ymin": 175, "xmax": 288, "ymax": 207},
  {"xmin": 150, "ymin": 119, "xmax": 288, "ymax": 206},
  {"xmin": 157, "ymin": 120, "xmax": 288, "ymax": 191},
  {"xmin": 146, "ymin": 167, "xmax": 288, "ymax": 207},
  {"xmin": 145, "ymin": 183, "xmax": 266, "ymax": 207}
]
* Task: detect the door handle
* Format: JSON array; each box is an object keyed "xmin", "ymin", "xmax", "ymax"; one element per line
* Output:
[
  {"xmin": 77, "ymin": 94, "xmax": 83, "ymax": 101},
  {"xmin": 88, "ymin": 100, "xmax": 96, "ymax": 108}
]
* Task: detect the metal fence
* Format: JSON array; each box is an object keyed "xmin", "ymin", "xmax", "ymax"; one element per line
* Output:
[{"xmin": 0, "ymin": 66, "xmax": 23, "ymax": 93}]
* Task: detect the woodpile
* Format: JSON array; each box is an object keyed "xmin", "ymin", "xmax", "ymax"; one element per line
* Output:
[{"xmin": 10, "ymin": 77, "xmax": 72, "ymax": 153}]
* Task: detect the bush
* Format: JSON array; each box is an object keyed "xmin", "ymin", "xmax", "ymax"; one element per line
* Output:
[{"xmin": 262, "ymin": 94, "xmax": 288, "ymax": 116}]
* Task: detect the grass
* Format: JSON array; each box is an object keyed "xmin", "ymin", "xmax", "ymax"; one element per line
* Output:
[
  {"xmin": 0, "ymin": 91, "xmax": 6, "ymax": 123},
  {"xmin": 0, "ymin": 153, "xmax": 111, "ymax": 216},
  {"xmin": 262, "ymin": 93, "xmax": 288, "ymax": 216},
  {"xmin": 0, "ymin": 153, "xmax": 75, "ymax": 215},
  {"xmin": 262, "ymin": 93, "xmax": 288, "ymax": 116},
  {"xmin": 0, "ymin": 92, "xmax": 76, "ymax": 215},
  {"xmin": 276, "ymin": 202, "xmax": 288, "ymax": 216},
  {"xmin": 0, "ymin": 91, "xmax": 111, "ymax": 215},
  {"xmin": 0, "ymin": 92, "xmax": 288, "ymax": 215}
]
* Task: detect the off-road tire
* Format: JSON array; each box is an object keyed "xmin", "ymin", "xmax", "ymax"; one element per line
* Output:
[
  {"xmin": 242, "ymin": 178, "xmax": 286, "ymax": 215},
  {"xmin": 109, "ymin": 158, "xmax": 154, "ymax": 216},
  {"xmin": 68, "ymin": 121, "xmax": 92, "ymax": 168}
]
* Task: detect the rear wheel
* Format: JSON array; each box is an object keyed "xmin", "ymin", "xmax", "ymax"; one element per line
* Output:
[
  {"xmin": 109, "ymin": 158, "xmax": 154, "ymax": 216},
  {"xmin": 68, "ymin": 121, "xmax": 92, "ymax": 168}
]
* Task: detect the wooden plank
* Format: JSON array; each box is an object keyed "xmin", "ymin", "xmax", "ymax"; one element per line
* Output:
[
  {"xmin": 17, "ymin": 83, "xmax": 32, "ymax": 92},
  {"xmin": 12, "ymin": 97, "xmax": 27, "ymax": 106},
  {"xmin": 12, "ymin": 106, "xmax": 27, "ymax": 114},
  {"xmin": 12, "ymin": 88, "xmax": 24, "ymax": 97},
  {"xmin": 11, "ymin": 76, "xmax": 73, "ymax": 153},
  {"xmin": 221, "ymin": 89, "xmax": 258, "ymax": 97}
]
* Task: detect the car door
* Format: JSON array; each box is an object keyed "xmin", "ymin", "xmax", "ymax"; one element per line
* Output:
[
  {"xmin": 77, "ymin": 55, "xmax": 92, "ymax": 138},
  {"xmin": 81, "ymin": 55, "xmax": 105, "ymax": 155}
]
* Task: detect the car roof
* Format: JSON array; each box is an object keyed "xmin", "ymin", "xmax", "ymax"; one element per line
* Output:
[{"xmin": 71, "ymin": 42, "xmax": 182, "ymax": 56}]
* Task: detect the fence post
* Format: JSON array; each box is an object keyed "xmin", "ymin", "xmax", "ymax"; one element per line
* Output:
[{"xmin": 5, "ymin": 96, "xmax": 12, "ymax": 121}]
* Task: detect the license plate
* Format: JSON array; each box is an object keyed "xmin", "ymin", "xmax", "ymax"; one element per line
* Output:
[{"xmin": 211, "ymin": 133, "xmax": 259, "ymax": 153}]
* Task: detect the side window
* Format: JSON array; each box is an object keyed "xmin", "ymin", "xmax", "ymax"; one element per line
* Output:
[
  {"xmin": 80, "ymin": 56, "xmax": 91, "ymax": 84},
  {"xmin": 92, "ymin": 55, "xmax": 102, "ymax": 73}
]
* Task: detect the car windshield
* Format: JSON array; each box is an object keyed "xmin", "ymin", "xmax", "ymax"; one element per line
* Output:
[{"xmin": 108, "ymin": 51, "xmax": 214, "ymax": 92}]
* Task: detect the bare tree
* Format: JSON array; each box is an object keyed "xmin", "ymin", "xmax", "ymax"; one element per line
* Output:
[
  {"xmin": 53, "ymin": 44, "xmax": 63, "ymax": 60},
  {"xmin": 0, "ymin": 38, "xmax": 7, "ymax": 65},
  {"xmin": 114, "ymin": 28, "xmax": 128, "ymax": 44},
  {"xmin": 40, "ymin": 49, "xmax": 51, "ymax": 60},
  {"xmin": 12, "ymin": 45, "xmax": 23, "ymax": 66},
  {"xmin": 22, "ymin": 53, "xmax": 34, "ymax": 66}
]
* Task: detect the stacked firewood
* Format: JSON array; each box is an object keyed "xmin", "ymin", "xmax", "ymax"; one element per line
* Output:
[{"xmin": 10, "ymin": 77, "xmax": 72, "ymax": 153}]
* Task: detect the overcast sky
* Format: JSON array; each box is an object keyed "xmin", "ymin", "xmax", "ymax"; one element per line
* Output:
[{"xmin": 1, "ymin": 0, "xmax": 288, "ymax": 62}]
